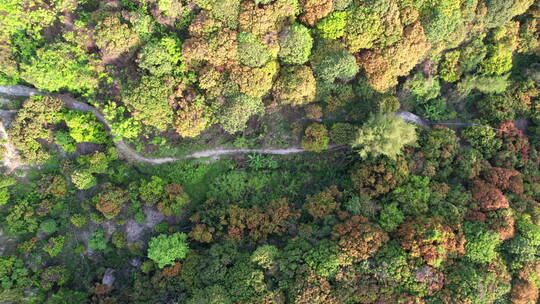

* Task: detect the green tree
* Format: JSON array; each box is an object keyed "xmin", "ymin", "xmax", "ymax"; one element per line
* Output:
[
  {"xmin": 64, "ymin": 111, "xmax": 108, "ymax": 144},
  {"xmin": 40, "ymin": 219, "xmax": 58, "ymax": 235},
  {"xmin": 304, "ymin": 240, "xmax": 341, "ymax": 278},
  {"xmin": 209, "ymin": 0, "xmax": 241, "ymax": 29},
  {"xmin": 187, "ymin": 285, "xmax": 232, "ymax": 304},
  {"xmin": 4, "ymin": 199, "xmax": 39, "ymax": 234},
  {"xmin": 378, "ymin": 202, "xmax": 404, "ymax": 232},
  {"xmin": 7, "ymin": 96, "xmax": 64, "ymax": 164},
  {"xmin": 352, "ymin": 114, "xmax": 417, "ymax": 159},
  {"xmin": 122, "ymin": 75, "xmax": 175, "ymax": 131},
  {"xmin": 43, "ymin": 235, "xmax": 65, "ymax": 257},
  {"xmin": 462, "ymin": 125, "xmax": 502, "ymax": 157},
  {"xmin": 20, "ymin": 42, "xmax": 101, "ymax": 94},
  {"xmin": 436, "ymin": 260, "xmax": 511, "ymax": 303},
  {"xmin": 504, "ymin": 215, "xmax": 540, "ymax": 269},
  {"xmin": 0, "ymin": 0, "xmax": 61, "ymax": 41},
  {"xmin": 155, "ymin": 0, "xmax": 190, "ymax": 24},
  {"xmin": 88, "ymin": 229, "xmax": 107, "ymax": 251},
  {"xmin": 278, "ymin": 24, "xmax": 313, "ymax": 65},
  {"xmin": 484, "ymin": 0, "xmax": 534, "ymax": 28},
  {"xmin": 251, "ymin": 245, "xmax": 280, "ymax": 270},
  {"xmin": 311, "ymin": 44, "xmax": 358, "ymax": 83},
  {"xmin": 390, "ymin": 175, "xmax": 431, "ymax": 216},
  {"xmin": 230, "ymin": 61, "xmax": 278, "ymax": 98},
  {"xmin": 71, "ymin": 170, "xmax": 97, "ymax": 190},
  {"xmin": 136, "ymin": 36, "xmax": 184, "ymax": 76},
  {"xmin": 139, "ymin": 176, "xmax": 168, "ymax": 206},
  {"xmin": 218, "ymin": 94, "xmax": 264, "ymax": 134},
  {"xmin": 0, "ymin": 176, "xmax": 16, "ymax": 205},
  {"xmin": 272, "ymin": 65, "xmax": 316, "ymax": 106},
  {"xmin": 94, "ymin": 12, "xmax": 140, "ymax": 61},
  {"xmin": 0, "ymin": 255, "xmax": 31, "ymax": 302},
  {"xmin": 479, "ymin": 43, "xmax": 513, "ymax": 75},
  {"xmin": 147, "ymin": 233, "xmax": 189, "ymax": 268},
  {"xmin": 439, "ymin": 50, "xmax": 463, "ymax": 82},
  {"xmin": 316, "ymin": 11, "xmax": 348, "ymax": 39},
  {"xmin": 422, "ymin": 4, "xmax": 462, "ymax": 43},
  {"xmin": 237, "ymin": 32, "xmax": 271, "ymax": 68},
  {"xmin": 54, "ymin": 131, "xmax": 77, "ymax": 153},
  {"xmin": 45, "ymin": 289, "xmax": 88, "ymax": 304},
  {"xmin": 463, "ymin": 221, "xmax": 501, "ymax": 264},
  {"xmin": 330, "ymin": 123, "xmax": 356, "ymax": 145},
  {"xmin": 457, "ymin": 74, "xmax": 509, "ymax": 95},
  {"xmin": 404, "ymin": 72, "xmax": 441, "ymax": 101},
  {"xmin": 343, "ymin": 6, "xmax": 383, "ymax": 52},
  {"xmin": 477, "ymin": 94, "xmax": 517, "ymax": 124}
]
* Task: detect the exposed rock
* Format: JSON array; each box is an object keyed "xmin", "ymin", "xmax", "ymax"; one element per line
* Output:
[
  {"xmin": 396, "ymin": 110, "xmax": 429, "ymax": 126},
  {"xmin": 130, "ymin": 258, "xmax": 142, "ymax": 268},
  {"xmin": 0, "ymin": 85, "xmax": 41, "ymax": 96},
  {"xmin": 101, "ymin": 221, "xmax": 118, "ymax": 236},
  {"xmin": 125, "ymin": 219, "xmax": 145, "ymax": 244},
  {"xmin": 102, "ymin": 268, "xmax": 116, "ymax": 287},
  {"xmin": 144, "ymin": 207, "xmax": 165, "ymax": 229},
  {"xmin": 415, "ymin": 266, "xmax": 444, "ymax": 294}
]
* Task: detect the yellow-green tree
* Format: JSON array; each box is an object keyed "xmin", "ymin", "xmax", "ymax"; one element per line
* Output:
[{"xmin": 352, "ymin": 114, "xmax": 417, "ymax": 159}]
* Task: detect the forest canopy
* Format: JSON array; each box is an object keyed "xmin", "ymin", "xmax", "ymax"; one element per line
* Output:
[{"xmin": 0, "ymin": 0, "xmax": 539, "ymax": 303}]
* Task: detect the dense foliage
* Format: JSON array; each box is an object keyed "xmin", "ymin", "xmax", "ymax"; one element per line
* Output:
[{"xmin": 0, "ymin": 0, "xmax": 539, "ymax": 303}]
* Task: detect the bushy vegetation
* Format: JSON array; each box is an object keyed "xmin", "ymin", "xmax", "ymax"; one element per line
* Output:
[
  {"xmin": 147, "ymin": 233, "xmax": 189, "ymax": 268},
  {"xmin": 0, "ymin": 0, "xmax": 539, "ymax": 303}
]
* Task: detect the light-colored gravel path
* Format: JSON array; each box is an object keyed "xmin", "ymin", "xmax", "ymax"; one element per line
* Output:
[
  {"xmin": 0, "ymin": 86, "xmax": 317, "ymax": 166},
  {"xmin": 0, "ymin": 85, "xmax": 429, "ymax": 168}
]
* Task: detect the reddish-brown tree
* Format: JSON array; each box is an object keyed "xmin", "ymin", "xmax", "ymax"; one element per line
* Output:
[
  {"xmin": 518, "ymin": 261, "xmax": 540, "ymax": 282},
  {"xmin": 299, "ymin": 0, "xmax": 333, "ymax": 25},
  {"xmin": 351, "ymin": 157, "xmax": 409, "ymax": 197},
  {"xmin": 358, "ymin": 22, "xmax": 431, "ymax": 92},
  {"xmin": 291, "ymin": 267, "xmax": 338, "ymax": 304},
  {"xmin": 471, "ymin": 180, "xmax": 510, "ymax": 211},
  {"xmin": 95, "ymin": 184, "xmax": 128, "ymax": 219},
  {"xmin": 225, "ymin": 198, "xmax": 298, "ymax": 242},
  {"xmin": 510, "ymin": 280, "xmax": 539, "ymax": 304},
  {"xmin": 304, "ymin": 185, "xmax": 342, "ymax": 219},
  {"xmin": 484, "ymin": 167, "xmax": 524, "ymax": 194},
  {"xmin": 332, "ymin": 216, "xmax": 389, "ymax": 263},
  {"xmin": 397, "ymin": 217, "xmax": 464, "ymax": 267},
  {"xmin": 495, "ymin": 121, "xmax": 530, "ymax": 167}
]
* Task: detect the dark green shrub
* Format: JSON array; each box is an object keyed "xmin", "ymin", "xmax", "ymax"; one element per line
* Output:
[
  {"xmin": 88, "ymin": 229, "xmax": 107, "ymax": 251},
  {"xmin": 40, "ymin": 219, "xmax": 58, "ymax": 235},
  {"xmin": 330, "ymin": 123, "xmax": 356, "ymax": 145}
]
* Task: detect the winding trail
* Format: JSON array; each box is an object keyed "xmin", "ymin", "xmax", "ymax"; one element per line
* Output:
[
  {"xmin": 0, "ymin": 86, "xmax": 320, "ymax": 166},
  {"xmin": 0, "ymin": 85, "xmax": 430, "ymax": 168}
]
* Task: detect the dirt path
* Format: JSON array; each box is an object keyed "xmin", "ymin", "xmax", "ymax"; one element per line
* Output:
[
  {"xmin": 0, "ymin": 85, "xmax": 434, "ymax": 167},
  {"xmin": 0, "ymin": 86, "xmax": 316, "ymax": 166},
  {"xmin": 59, "ymin": 96, "xmax": 310, "ymax": 163}
]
